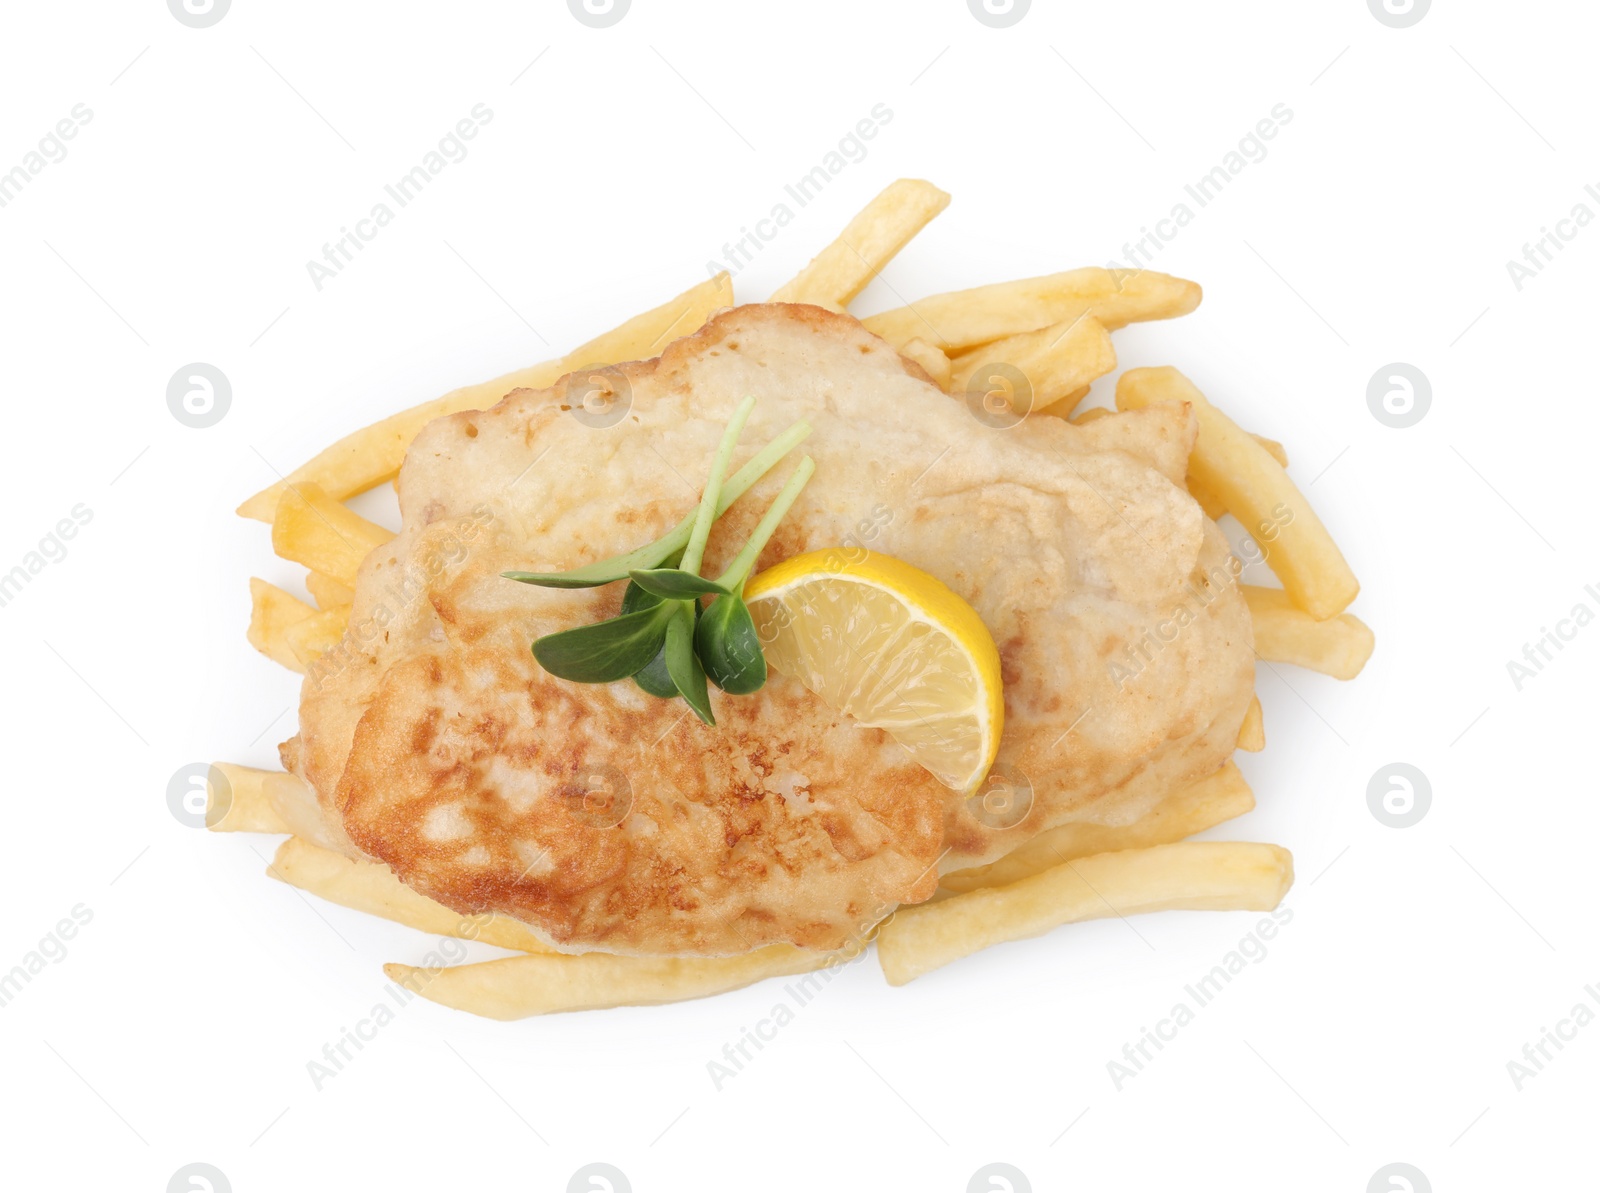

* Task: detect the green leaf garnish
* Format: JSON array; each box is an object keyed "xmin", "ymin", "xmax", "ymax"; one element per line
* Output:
[
  {"xmin": 620, "ymin": 578, "xmax": 664, "ymax": 615},
  {"xmin": 664, "ymin": 603, "xmax": 713, "ymax": 725},
  {"xmin": 531, "ymin": 603, "xmax": 673, "ymax": 683},
  {"xmin": 696, "ymin": 593, "xmax": 767, "ymax": 694},
  {"xmin": 502, "ymin": 414, "xmax": 810, "ymax": 588},
  {"xmin": 518, "ymin": 399, "xmax": 816, "ymax": 723},
  {"xmin": 632, "ymin": 644, "xmax": 679, "ymax": 697},
  {"xmin": 620, "ymin": 561, "xmax": 674, "ymax": 694},
  {"xmin": 628, "ymin": 569, "xmax": 731, "ymax": 599}
]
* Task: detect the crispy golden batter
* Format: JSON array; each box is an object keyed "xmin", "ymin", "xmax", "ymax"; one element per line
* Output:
[{"xmin": 286, "ymin": 303, "xmax": 1253, "ymax": 956}]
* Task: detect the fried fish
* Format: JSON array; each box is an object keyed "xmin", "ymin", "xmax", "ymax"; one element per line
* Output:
[{"xmin": 283, "ymin": 303, "xmax": 1253, "ymax": 956}]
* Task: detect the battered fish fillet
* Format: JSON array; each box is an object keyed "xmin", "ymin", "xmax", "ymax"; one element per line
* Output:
[{"xmin": 284, "ymin": 303, "xmax": 1254, "ymax": 957}]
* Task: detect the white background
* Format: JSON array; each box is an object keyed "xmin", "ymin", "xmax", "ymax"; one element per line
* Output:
[{"xmin": 1, "ymin": 1, "xmax": 1594, "ymax": 1189}]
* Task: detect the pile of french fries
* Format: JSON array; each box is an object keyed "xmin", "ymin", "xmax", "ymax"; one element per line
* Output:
[{"xmin": 218, "ymin": 180, "xmax": 1371, "ymax": 1018}]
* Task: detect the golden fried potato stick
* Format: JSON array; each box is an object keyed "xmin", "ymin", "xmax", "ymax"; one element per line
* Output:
[
  {"xmin": 1187, "ymin": 475, "xmax": 1228, "ymax": 521},
  {"xmin": 267, "ymin": 837, "xmax": 556, "ymax": 955},
  {"xmin": 1117, "ymin": 367, "xmax": 1359, "ymax": 619},
  {"xmin": 206, "ymin": 762, "xmax": 292, "ymax": 833},
  {"xmin": 861, "ymin": 267, "xmax": 1200, "ymax": 353},
  {"xmin": 236, "ymin": 273, "xmax": 734, "ymax": 521},
  {"xmin": 569, "ymin": 271, "xmax": 734, "ymax": 364},
  {"xmin": 283, "ymin": 605, "xmax": 350, "ymax": 668},
  {"xmin": 1048, "ymin": 385, "xmax": 1093, "ymax": 415},
  {"xmin": 1254, "ymin": 435, "xmax": 1288, "ymax": 468},
  {"xmin": 1244, "ymin": 584, "xmax": 1374, "ymax": 679},
  {"xmin": 940, "ymin": 761, "xmax": 1255, "ymax": 894},
  {"xmin": 1069, "ymin": 404, "xmax": 1112, "ymax": 425},
  {"xmin": 1189, "ymin": 435, "xmax": 1287, "ymax": 520},
  {"xmin": 1236, "ymin": 695, "xmax": 1265, "ymax": 751},
  {"xmin": 305, "ymin": 570, "xmax": 354, "ymax": 610},
  {"xmin": 247, "ymin": 577, "xmax": 316, "ymax": 673},
  {"xmin": 771, "ymin": 179, "xmax": 950, "ymax": 308},
  {"xmin": 385, "ymin": 944, "xmax": 831, "ymax": 1019},
  {"xmin": 260, "ymin": 771, "xmax": 347, "ymax": 850},
  {"xmin": 270, "ymin": 482, "xmax": 394, "ymax": 588},
  {"xmin": 949, "ymin": 314, "xmax": 1115, "ymax": 415},
  {"xmin": 899, "ymin": 336, "xmax": 952, "ymax": 389},
  {"xmin": 880, "ymin": 841, "xmax": 1294, "ymax": 985}
]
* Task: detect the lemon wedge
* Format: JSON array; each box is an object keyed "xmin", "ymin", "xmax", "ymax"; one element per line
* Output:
[{"xmin": 744, "ymin": 548, "xmax": 1004, "ymax": 792}]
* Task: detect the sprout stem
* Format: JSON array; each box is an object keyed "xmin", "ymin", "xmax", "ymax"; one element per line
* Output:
[{"xmin": 716, "ymin": 456, "xmax": 816, "ymax": 591}]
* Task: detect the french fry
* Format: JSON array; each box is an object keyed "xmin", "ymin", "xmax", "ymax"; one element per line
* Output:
[
  {"xmin": 236, "ymin": 273, "xmax": 734, "ymax": 521},
  {"xmin": 771, "ymin": 179, "xmax": 950, "ymax": 308},
  {"xmin": 1187, "ymin": 475, "xmax": 1228, "ymax": 520},
  {"xmin": 283, "ymin": 605, "xmax": 350, "ymax": 667},
  {"xmin": 567, "ymin": 270, "xmax": 734, "ymax": 365},
  {"xmin": 949, "ymin": 314, "xmax": 1115, "ymax": 414},
  {"xmin": 1244, "ymin": 584, "xmax": 1374, "ymax": 679},
  {"xmin": 270, "ymin": 482, "xmax": 394, "ymax": 588},
  {"xmin": 1069, "ymin": 404, "xmax": 1113, "ymax": 425},
  {"xmin": 247, "ymin": 577, "xmax": 316, "ymax": 673},
  {"xmin": 1195, "ymin": 435, "xmax": 1286, "ymax": 517},
  {"xmin": 861, "ymin": 267, "xmax": 1201, "ymax": 353},
  {"xmin": 1049, "ymin": 385, "xmax": 1092, "ymax": 415},
  {"xmin": 1117, "ymin": 367, "xmax": 1359, "ymax": 619},
  {"xmin": 261, "ymin": 771, "xmax": 347, "ymax": 851},
  {"xmin": 207, "ymin": 762, "xmax": 292, "ymax": 833},
  {"xmin": 384, "ymin": 944, "xmax": 828, "ymax": 1020},
  {"xmin": 1237, "ymin": 695, "xmax": 1265, "ymax": 751},
  {"xmin": 940, "ymin": 762, "xmax": 1255, "ymax": 894},
  {"xmin": 1190, "ymin": 438, "xmax": 1285, "ymax": 520},
  {"xmin": 305, "ymin": 570, "xmax": 354, "ymax": 610},
  {"xmin": 1254, "ymin": 435, "xmax": 1288, "ymax": 468},
  {"xmin": 898, "ymin": 336, "xmax": 952, "ymax": 389},
  {"xmin": 268, "ymin": 837, "xmax": 556, "ymax": 955},
  {"xmin": 880, "ymin": 841, "xmax": 1294, "ymax": 985}
]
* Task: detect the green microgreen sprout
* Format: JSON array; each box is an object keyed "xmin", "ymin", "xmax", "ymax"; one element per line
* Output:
[{"xmin": 509, "ymin": 397, "xmax": 815, "ymax": 723}]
